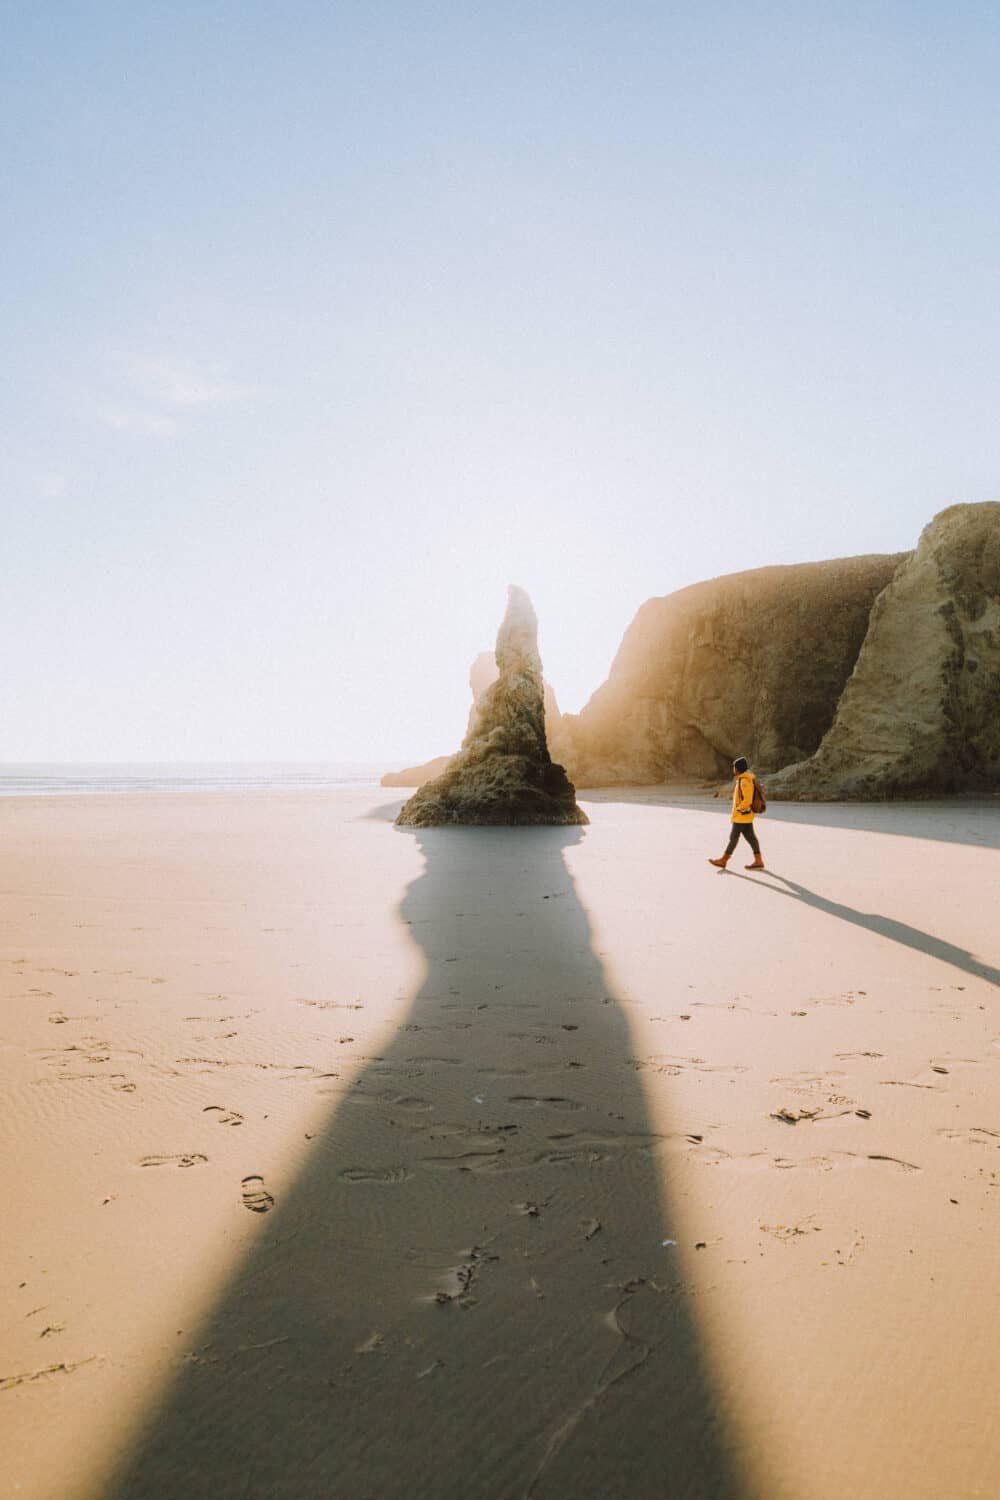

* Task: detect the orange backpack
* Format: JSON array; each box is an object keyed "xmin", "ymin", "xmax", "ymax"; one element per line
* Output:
[{"xmin": 751, "ymin": 776, "xmax": 767, "ymax": 814}]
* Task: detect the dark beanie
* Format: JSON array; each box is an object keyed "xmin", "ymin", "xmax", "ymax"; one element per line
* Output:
[{"xmin": 733, "ymin": 756, "xmax": 749, "ymax": 774}]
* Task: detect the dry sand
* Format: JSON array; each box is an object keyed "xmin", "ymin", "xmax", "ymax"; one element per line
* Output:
[{"xmin": 2, "ymin": 788, "xmax": 998, "ymax": 1499}]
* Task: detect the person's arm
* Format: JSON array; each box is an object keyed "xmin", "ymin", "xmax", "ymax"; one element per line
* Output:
[{"xmin": 735, "ymin": 774, "xmax": 753, "ymax": 814}]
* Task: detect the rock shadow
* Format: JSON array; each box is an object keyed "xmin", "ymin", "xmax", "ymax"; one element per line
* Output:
[{"xmin": 104, "ymin": 826, "xmax": 750, "ymax": 1500}]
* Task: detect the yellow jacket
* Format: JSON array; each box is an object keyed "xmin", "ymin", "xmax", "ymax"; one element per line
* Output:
[{"xmin": 732, "ymin": 771, "xmax": 756, "ymax": 823}]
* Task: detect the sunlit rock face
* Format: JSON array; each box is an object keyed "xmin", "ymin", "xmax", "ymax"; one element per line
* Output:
[
  {"xmin": 550, "ymin": 553, "xmax": 903, "ymax": 786},
  {"xmin": 769, "ymin": 503, "xmax": 1000, "ymax": 799},
  {"xmin": 396, "ymin": 587, "xmax": 587, "ymax": 826},
  {"xmin": 382, "ymin": 654, "xmax": 563, "ymax": 789}
]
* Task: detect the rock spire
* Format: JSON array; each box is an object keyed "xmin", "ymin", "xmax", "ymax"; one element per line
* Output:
[
  {"xmin": 382, "ymin": 652, "xmax": 563, "ymax": 789},
  {"xmin": 396, "ymin": 587, "xmax": 587, "ymax": 826}
]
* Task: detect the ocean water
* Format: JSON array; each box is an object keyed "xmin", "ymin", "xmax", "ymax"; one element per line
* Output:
[{"xmin": 0, "ymin": 763, "xmax": 397, "ymax": 797}]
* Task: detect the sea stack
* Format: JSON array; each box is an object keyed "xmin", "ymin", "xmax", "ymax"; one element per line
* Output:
[
  {"xmin": 396, "ymin": 587, "xmax": 588, "ymax": 826},
  {"xmin": 382, "ymin": 650, "xmax": 565, "ymax": 788}
]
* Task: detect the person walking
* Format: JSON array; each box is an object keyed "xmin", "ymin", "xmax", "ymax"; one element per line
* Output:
[{"xmin": 709, "ymin": 756, "xmax": 765, "ymax": 870}]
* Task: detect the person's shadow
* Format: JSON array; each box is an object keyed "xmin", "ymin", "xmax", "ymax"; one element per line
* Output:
[
  {"xmin": 728, "ymin": 870, "xmax": 1000, "ymax": 987},
  {"xmin": 105, "ymin": 825, "xmax": 749, "ymax": 1500}
]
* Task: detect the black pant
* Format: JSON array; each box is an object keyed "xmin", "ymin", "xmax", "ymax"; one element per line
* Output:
[{"xmin": 725, "ymin": 822, "xmax": 761, "ymax": 858}]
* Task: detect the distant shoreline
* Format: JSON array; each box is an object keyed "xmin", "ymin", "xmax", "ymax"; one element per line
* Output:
[{"xmin": 0, "ymin": 763, "xmax": 401, "ymax": 797}]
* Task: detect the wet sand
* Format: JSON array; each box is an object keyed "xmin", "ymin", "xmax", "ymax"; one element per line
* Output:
[{"xmin": 2, "ymin": 788, "xmax": 998, "ymax": 1499}]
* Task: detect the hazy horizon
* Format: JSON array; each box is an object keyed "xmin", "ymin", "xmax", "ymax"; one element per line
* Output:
[{"xmin": 7, "ymin": 5, "xmax": 1000, "ymax": 762}]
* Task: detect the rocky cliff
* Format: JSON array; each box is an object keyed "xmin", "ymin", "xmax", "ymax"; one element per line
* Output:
[
  {"xmin": 550, "ymin": 553, "xmax": 904, "ymax": 786},
  {"xmin": 768, "ymin": 503, "xmax": 1000, "ymax": 799},
  {"xmin": 396, "ymin": 588, "xmax": 587, "ymax": 826}
]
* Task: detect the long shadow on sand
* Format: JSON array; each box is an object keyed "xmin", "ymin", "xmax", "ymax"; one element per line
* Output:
[
  {"xmin": 104, "ymin": 826, "xmax": 750, "ymax": 1500},
  {"xmin": 727, "ymin": 871, "xmax": 1000, "ymax": 987}
]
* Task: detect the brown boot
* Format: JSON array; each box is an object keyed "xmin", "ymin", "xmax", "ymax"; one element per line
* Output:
[
  {"xmin": 708, "ymin": 856, "xmax": 729, "ymax": 868},
  {"xmin": 744, "ymin": 855, "xmax": 765, "ymax": 870}
]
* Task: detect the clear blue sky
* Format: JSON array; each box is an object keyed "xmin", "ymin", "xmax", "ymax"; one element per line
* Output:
[{"xmin": 5, "ymin": 2, "xmax": 1000, "ymax": 762}]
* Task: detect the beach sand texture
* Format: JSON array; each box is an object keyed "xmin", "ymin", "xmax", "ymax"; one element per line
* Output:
[{"xmin": 2, "ymin": 788, "xmax": 998, "ymax": 1499}]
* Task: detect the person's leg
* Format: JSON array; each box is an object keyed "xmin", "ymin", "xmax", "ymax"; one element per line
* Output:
[
  {"xmin": 741, "ymin": 823, "xmax": 763, "ymax": 867},
  {"xmin": 709, "ymin": 823, "xmax": 742, "ymax": 867}
]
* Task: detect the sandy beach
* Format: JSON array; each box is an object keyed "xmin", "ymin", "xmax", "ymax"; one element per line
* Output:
[{"xmin": 2, "ymin": 786, "xmax": 998, "ymax": 1500}]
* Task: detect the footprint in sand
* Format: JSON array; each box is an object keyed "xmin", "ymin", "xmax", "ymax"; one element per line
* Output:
[
  {"xmin": 632, "ymin": 1054, "xmax": 748, "ymax": 1076},
  {"xmin": 203, "ymin": 1105, "xmax": 244, "ymax": 1126},
  {"xmin": 139, "ymin": 1153, "xmax": 208, "ymax": 1168},
  {"xmin": 937, "ymin": 1127, "xmax": 1000, "ymax": 1148},
  {"xmin": 293, "ymin": 998, "xmax": 364, "ymax": 1012},
  {"xmin": 420, "ymin": 1146, "xmax": 508, "ymax": 1174},
  {"xmin": 537, "ymin": 1144, "xmax": 607, "ymax": 1166},
  {"xmin": 339, "ymin": 1165, "xmax": 410, "ymax": 1185},
  {"xmin": 508, "ymin": 1094, "xmax": 584, "ymax": 1112},
  {"xmin": 760, "ymin": 1217, "xmax": 821, "ymax": 1243},
  {"xmin": 241, "ymin": 1175, "xmax": 275, "ymax": 1212}
]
